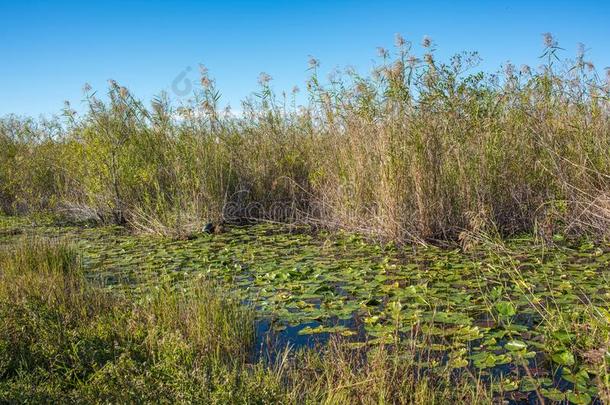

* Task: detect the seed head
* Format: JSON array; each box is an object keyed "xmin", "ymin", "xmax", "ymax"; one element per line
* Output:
[
  {"xmin": 223, "ymin": 105, "xmax": 232, "ymax": 118},
  {"xmin": 392, "ymin": 60, "xmax": 404, "ymax": 77},
  {"xmin": 394, "ymin": 33, "xmax": 406, "ymax": 48},
  {"xmin": 119, "ymin": 86, "xmax": 129, "ymax": 99},
  {"xmin": 542, "ymin": 32, "xmax": 556, "ymax": 48},
  {"xmin": 308, "ymin": 56, "xmax": 320, "ymax": 69},
  {"xmin": 258, "ymin": 72, "xmax": 272, "ymax": 86},
  {"xmin": 151, "ymin": 100, "xmax": 163, "ymax": 115},
  {"xmin": 198, "ymin": 64, "xmax": 213, "ymax": 89},
  {"xmin": 424, "ymin": 53, "xmax": 434, "ymax": 65},
  {"xmin": 585, "ymin": 61, "xmax": 595, "ymax": 72},
  {"xmin": 200, "ymin": 76, "xmax": 212, "ymax": 89},
  {"xmin": 381, "ymin": 67, "xmax": 393, "ymax": 80},
  {"xmin": 327, "ymin": 68, "xmax": 339, "ymax": 83},
  {"xmin": 407, "ymin": 55, "xmax": 421, "ymax": 67},
  {"xmin": 292, "ymin": 85, "xmax": 300, "ymax": 94},
  {"xmin": 520, "ymin": 64, "xmax": 532, "ymax": 76},
  {"xmin": 83, "ymin": 83, "xmax": 92, "ymax": 93},
  {"xmin": 504, "ymin": 63, "xmax": 515, "ymax": 78},
  {"xmin": 422, "ymin": 35, "xmax": 432, "ymax": 48},
  {"xmin": 577, "ymin": 42, "xmax": 586, "ymax": 59},
  {"xmin": 377, "ymin": 47, "xmax": 389, "ymax": 59}
]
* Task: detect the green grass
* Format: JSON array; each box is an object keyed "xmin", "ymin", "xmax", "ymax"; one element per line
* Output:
[
  {"xmin": 1, "ymin": 34, "xmax": 609, "ymax": 242},
  {"xmin": 0, "ymin": 238, "xmax": 275, "ymax": 403}
]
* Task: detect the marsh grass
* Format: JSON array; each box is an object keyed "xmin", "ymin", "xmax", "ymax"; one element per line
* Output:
[
  {"xmin": 1, "ymin": 34, "xmax": 609, "ymax": 242},
  {"xmin": 463, "ymin": 234, "xmax": 610, "ymax": 403},
  {"xmin": 0, "ymin": 238, "xmax": 271, "ymax": 403},
  {"xmin": 282, "ymin": 338, "xmax": 494, "ymax": 404}
]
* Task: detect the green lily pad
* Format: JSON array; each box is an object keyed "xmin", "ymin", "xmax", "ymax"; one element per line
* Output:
[
  {"xmin": 495, "ymin": 301, "xmax": 516, "ymax": 317},
  {"xmin": 552, "ymin": 350, "xmax": 575, "ymax": 366},
  {"xmin": 505, "ymin": 340, "xmax": 527, "ymax": 351}
]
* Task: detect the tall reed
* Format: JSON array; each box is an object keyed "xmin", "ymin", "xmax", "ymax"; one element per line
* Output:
[{"xmin": 1, "ymin": 34, "xmax": 609, "ymax": 242}]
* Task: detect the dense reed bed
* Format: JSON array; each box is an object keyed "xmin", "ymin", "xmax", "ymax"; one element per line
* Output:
[{"xmin": 1, "ymin": 34, "xmax": 609, "ymax": 242}]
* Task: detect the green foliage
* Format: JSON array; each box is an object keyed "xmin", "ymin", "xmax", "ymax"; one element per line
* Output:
[
  {"xmin": 2, "ymin": 218, "xmax": 610, "ymax": 402},
  {"xmin": 0, "ymin": 236, "xmax": 498, "ymax": 404},
  {"xmin": 0, "ymin": 238, "xmax": 278, "ymax": 403}
]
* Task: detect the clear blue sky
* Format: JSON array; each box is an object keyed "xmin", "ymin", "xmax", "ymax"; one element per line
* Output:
[{"xmin": 1, "ymin": 0, "xmax": 609, "ymax": 117}]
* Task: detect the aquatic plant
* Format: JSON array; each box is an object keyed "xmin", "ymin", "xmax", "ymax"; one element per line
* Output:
[{"xmin": 2, "ymin": 217, "xmax": 609, "ymax": 402}]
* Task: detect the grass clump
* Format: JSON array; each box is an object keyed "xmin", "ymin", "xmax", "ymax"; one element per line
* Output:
[
  {"xmin": 283, "ymin": 340, "xmax": 493, "ymax": 404},
  {"xmin": 0, "ymin": 238, "xmax": 282, "ymax": 403}
]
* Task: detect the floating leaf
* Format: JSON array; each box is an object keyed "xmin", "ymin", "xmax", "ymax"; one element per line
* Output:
[
  {"xmin": 566, "ymin": 391, "xmax": 592, "ymax": 405},
  {"xmin": 495, "ymin": 301, "xmax": 516, "ymax": 317},
  {"xmin": 448, "ymin": 357, "xmax": 469, "ymax": 369},
  {"xmin": 541, "ymin": 388, "xmax": 565, "ymax": 401},
  {"xmin": 552, "ymin": 350, "xmax": 575, "ymax": 366},
  {"xmin": 505, "ymin": 340, "xmax": 527, "ymax": 351}
]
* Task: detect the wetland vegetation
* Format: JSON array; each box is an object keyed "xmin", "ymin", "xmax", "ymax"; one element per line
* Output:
[
  {"xmin": 1, "ymin": 34, "xmax": 610, "ymax": 403},
  {"xmin": 1, "ymin": 215, "xmax": 609, "ymax": 403}
]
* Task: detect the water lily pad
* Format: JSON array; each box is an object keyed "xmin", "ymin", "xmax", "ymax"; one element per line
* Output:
[
  {"xmin": 552, "ymin": 350, "xmax": 575, "ymax": 366},
  {"xmin": 566, "ymin": 391, "xmax": 592, "ymax": 405},
  {"xmin": 505, "ymin": 340, "xmax": 527, "ymax": 351},
  {"xmin": 495, "ymin": 301, "xmax": 516, "ymax": 317},
  {"xmin": 541, "ymin": 388, "xmax": 565, "ymax": 401}
]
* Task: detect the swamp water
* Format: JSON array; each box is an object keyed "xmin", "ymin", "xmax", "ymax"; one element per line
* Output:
[{"xmin": 1, "ymin": 215, "xmax": 609, "ymax": 404}]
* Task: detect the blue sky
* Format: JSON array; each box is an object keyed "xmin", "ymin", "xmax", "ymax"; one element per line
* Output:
[{"xmin": 1, "ymin": 0, "xmax": 609, "ymax": 117}]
